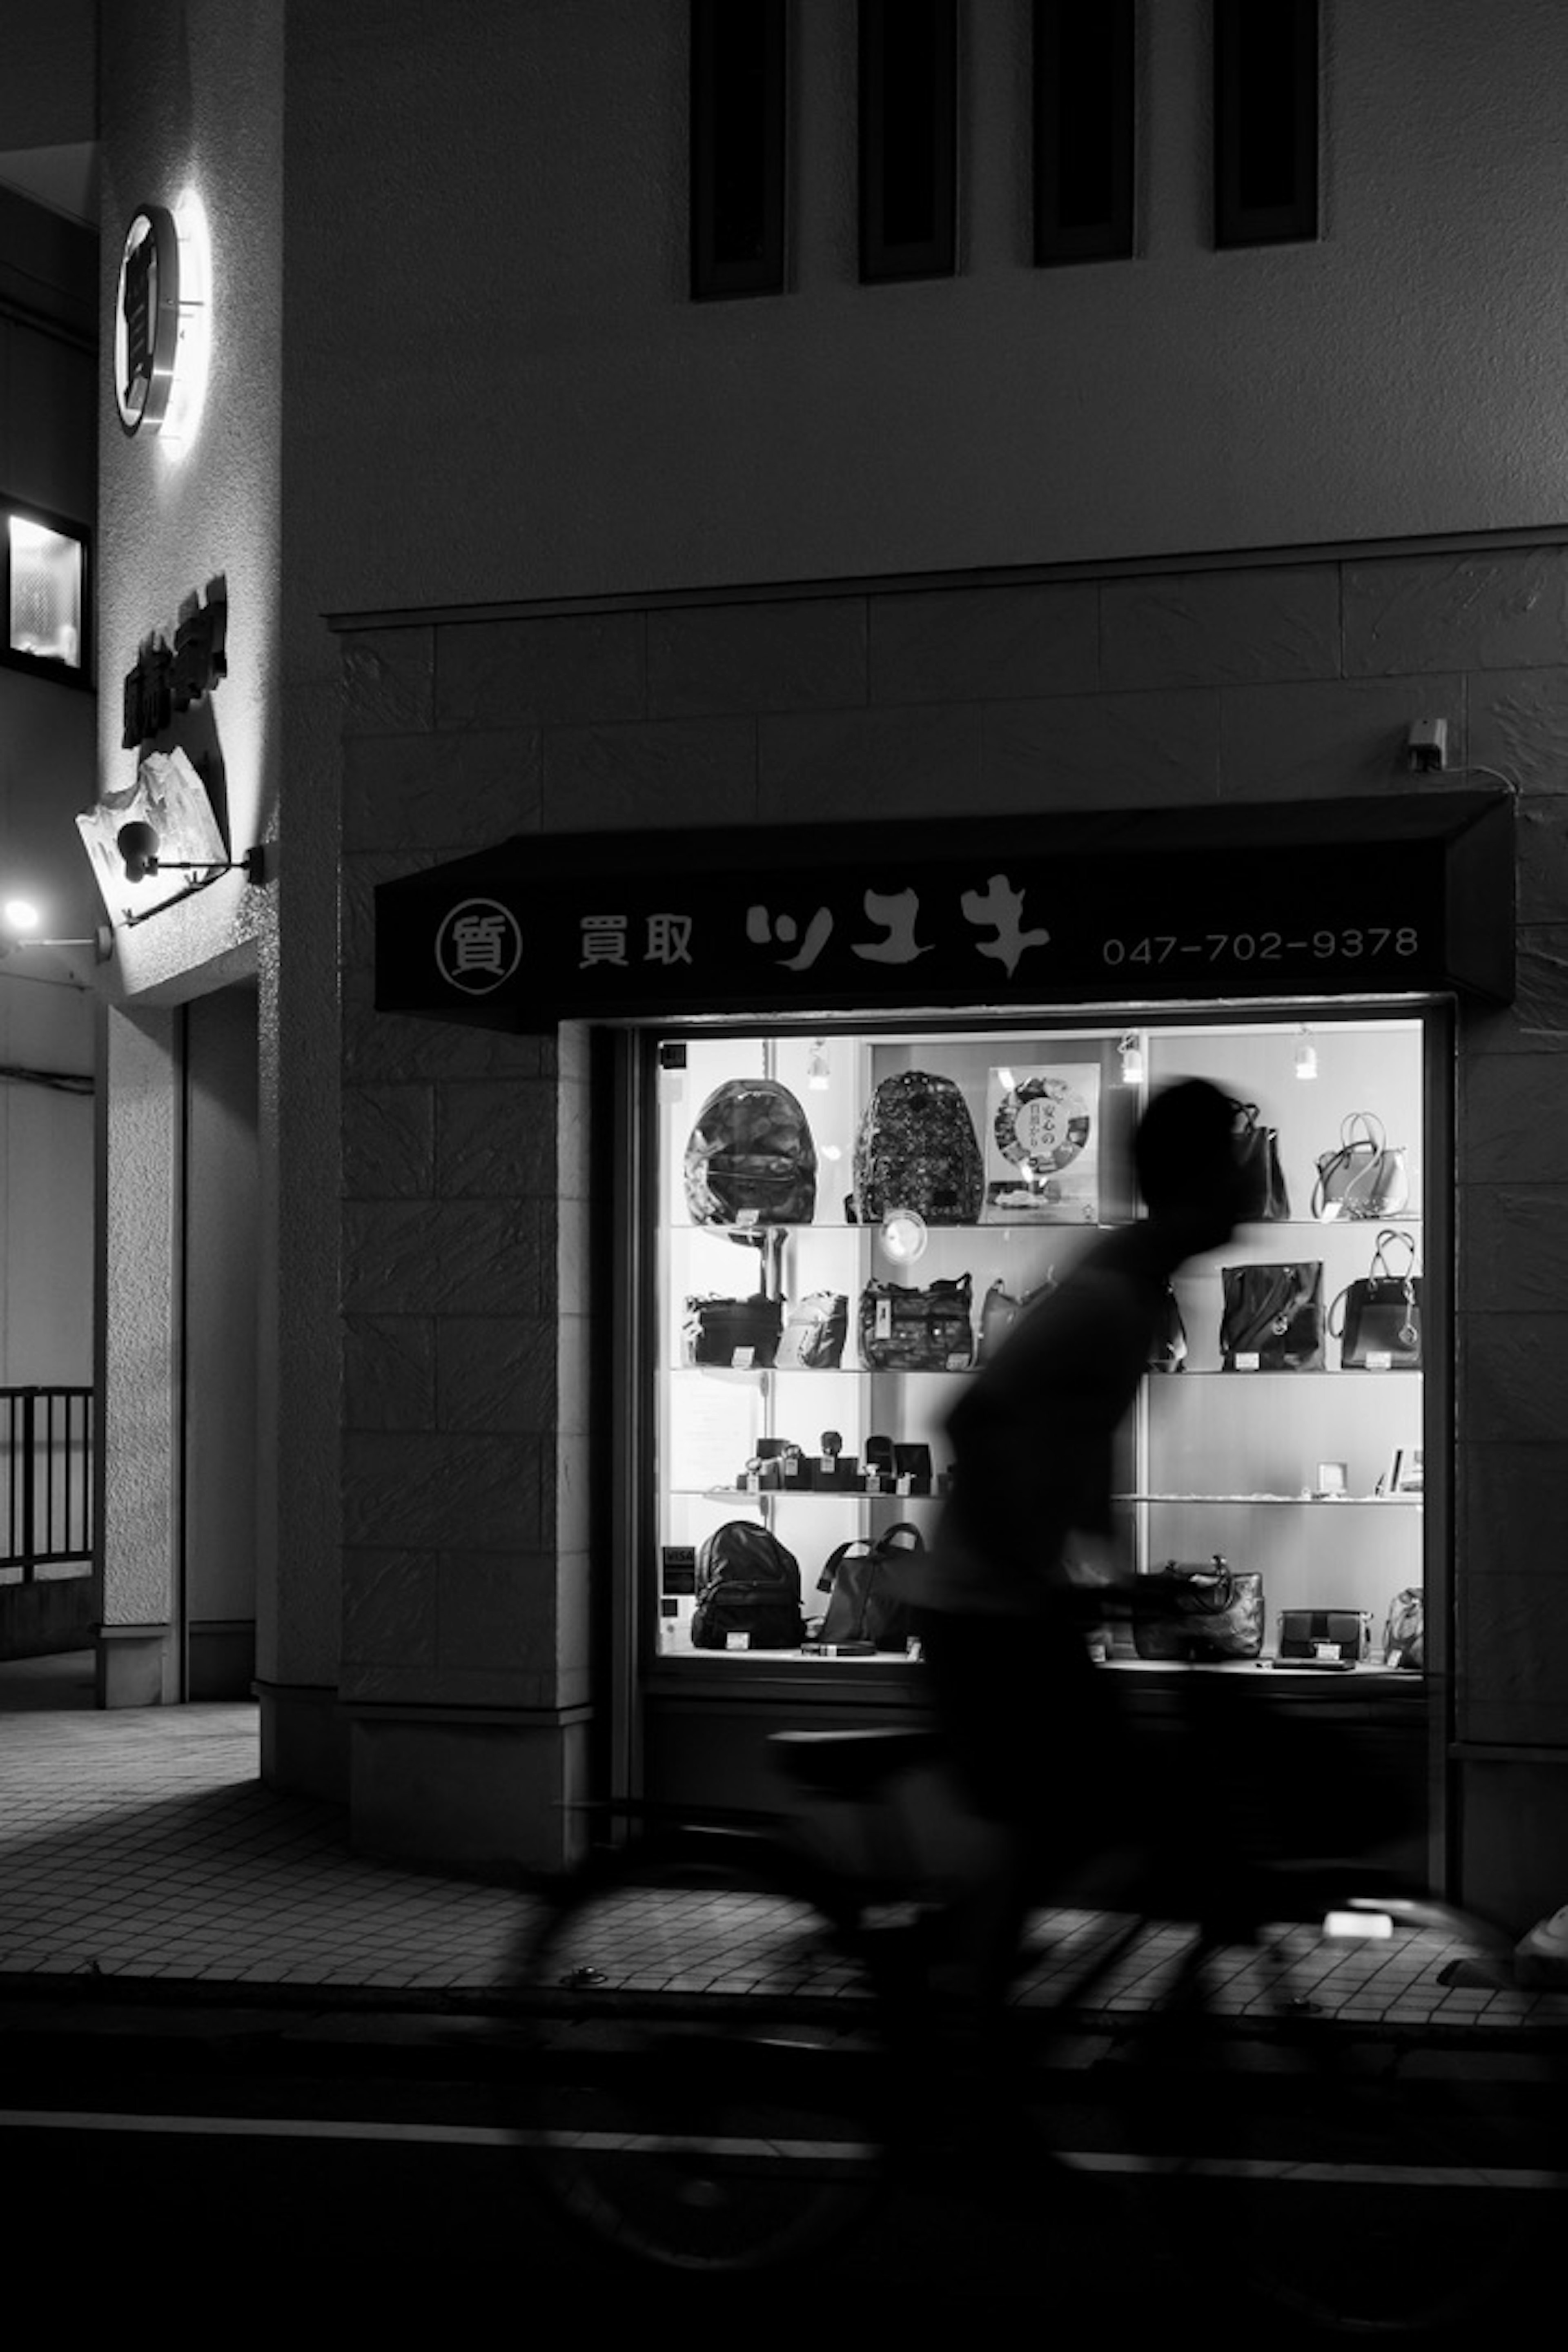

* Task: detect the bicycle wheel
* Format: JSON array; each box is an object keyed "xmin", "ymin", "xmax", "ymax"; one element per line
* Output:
[
  {"xmin": 1110, "ymin": 1896, "xmax": 1562, "ymax": 2338},
  {"xmin": 510, "ymin": 1833, "xmax": 889, "ymax": 2273}
]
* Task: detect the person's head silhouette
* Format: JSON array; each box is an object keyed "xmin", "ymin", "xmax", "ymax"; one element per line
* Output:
[{"xmin": 1134, "ymin": 1078, "xmax": 1247, "ymax": 1250}]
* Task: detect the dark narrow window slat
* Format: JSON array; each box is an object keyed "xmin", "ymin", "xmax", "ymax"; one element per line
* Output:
[
  {"xmin": 859, "ymin": 0, "xmax": 958, "ymax": 284},
  {"xmin": 690, "ymin": 0, "xmax": 786, "ymax": 300},
  {"xmin": 1214, "ymin": 0, "xmax": 1319, "ymax": 247},
  {"xmin": 1033, "ymin": 0, "xmax": 1134, "ymax": 266}
]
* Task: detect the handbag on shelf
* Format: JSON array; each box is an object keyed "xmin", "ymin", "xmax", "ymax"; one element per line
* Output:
[
  {"xmin": 1311, "ymin": 1112, "xmax": 1410, "ymax": 1222},
  {"xmin": 816, "ymin": 1522, "xmax": 925, "ymax": 1653},
  {"xmin": 977, "ymin": 1272, "xmax": 1051, "ymax": 1364},
  {"xmin": 858, "ymin": 1275, "xmax": 975, "ymax": 1372},
  {"xmin": 1219, "ymin": 1261, "xmax": 1325, "ymax": 1370},
  {"xmin": 1132, "ymin": 1557, "xmax": 1265, "ymax": 1662},
  {"xmin": 1276, "ymin": 1608, "xmax": 1374, "ymax": 1666},
  {"xmin": 1330, "ymin": 1229, "xmax": 1423, "ymax": 1370},
  {"xmin": 1383, "ymin": 1588, "xmax": 1425, "ymax": 1670},
  {"xmin": 682, "ymin": 1293, "xmax": 783, "ymax": 1369},
  {"xmin": 774, "ymin": 1291, "xmax": 849, "ymax": 1371},
  {"xmin": 1229, "ymin": 1100, "xmax": 1291, "ymax": 1222}
]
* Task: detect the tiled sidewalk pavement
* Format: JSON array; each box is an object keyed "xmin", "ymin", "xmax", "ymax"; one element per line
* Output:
[
  {"xmin": 0, "ymin": 1678, "xmax": 526, "ymax": 1996},
  {"xmin": 3, "ymin": 1657, "xmax": 1567, "ymax": 2032}
]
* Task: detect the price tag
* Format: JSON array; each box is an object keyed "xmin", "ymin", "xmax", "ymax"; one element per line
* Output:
[
  {"xmin": 896, "ymin": 1474, "xmax": 913, "ymax": 1495},
  {"xmin": 875, "ymin": 1298, "xmax": 892, "ymax": 1342},
  {"xmin": 864, "ymin": 1474, "xmax": 888, "ymax": 1494},
  {"xmin": 816, "ymin": 1455, "xmax": 835, "ymax": 1474},
  {"xmin": 1366, "ymin": 1351, "xmax": 1392, "ymax": 1371},
  {"xmin": 725, "ymin": 1631, "xmax": 750, "ymax": 1651},
  {"xmin": 731, "ymin": 1346, "xmax": 755, "ymax": 1368},
  {"xmin": 1236, "ymin": 1351, "xmax": 1260, "ymax": 1372},
  {"xmin": 742, "ymin": 1473, "xmax": 760, "ymax": 1492}
]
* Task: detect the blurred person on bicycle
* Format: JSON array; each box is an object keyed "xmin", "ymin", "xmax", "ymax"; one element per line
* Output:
[{"xmin": 914, "ymin": 1078, "xmax": 1250, "ymax": 2065}]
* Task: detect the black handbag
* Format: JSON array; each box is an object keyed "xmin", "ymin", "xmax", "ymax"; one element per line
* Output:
[
  {"xmin": 1132, "ymin": 1557, "xmax": 1265, "ymax": 1662},
  {"xmin": 858, "ymin": 1275, "xmax": 974, "ymax": 1371},
  {"xmin": 1220, "ymin": 1261, "xmax": 1324, "ymax": 1370},
  {"xmin": 682, "ymin": 1293, "xmax": 782, "ymax": 1368},
  {"xmin": 816, "ymin": 1523, "xmax": 925, "ymax": 1652},
  {"xmin": 1330, "ymin": 1229, "xmax": 1422, "ymax": 1370},
  {"xmin": 1229, "ymin": 1099, "xmax": 1290, "ymax": 1222}
]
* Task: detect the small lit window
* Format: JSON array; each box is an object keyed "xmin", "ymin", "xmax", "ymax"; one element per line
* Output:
[{"xmin": 5, "ymin": 508, "xmax": 87, "ymax": 675}]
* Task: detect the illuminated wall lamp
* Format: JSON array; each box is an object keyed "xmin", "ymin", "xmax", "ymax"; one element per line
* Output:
[
  {"xmin": 0, "ymin": 900, "xmax": 111, "ymax": 963},
  {"xmin": 115, "ymin": 820, "xmax": 265, "ymax": 913}
]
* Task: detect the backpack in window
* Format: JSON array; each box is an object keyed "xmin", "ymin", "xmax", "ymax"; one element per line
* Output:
[
  {"xmin": 849, "ymin": 1071, "xmax": 984, "ymax": 1226},
  {"xmin": 815, "ymin": 1523, "xmax": 925, "ymax": 1653},
  {"xmin": 691, "ymin": 1521, "xmax": 806, "ymax": 1651},
  {"xmin": 684, "ymin": 1079, "xmax": 817, "ymax": 1227}
]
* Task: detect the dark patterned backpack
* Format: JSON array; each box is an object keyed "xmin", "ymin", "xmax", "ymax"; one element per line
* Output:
[
  {"xmin": 691, "ymin": 1521, "xmax": 805, "ymax": 1651},
  {"xmin": 685, "ymin": 1079, "xmax": 817, "ymax": 1227},
  {"xmin": 850, "ymin": 1071, "xmax": 983, "ymax": 1225}
]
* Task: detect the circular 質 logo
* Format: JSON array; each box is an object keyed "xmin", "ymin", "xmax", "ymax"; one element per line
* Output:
[{"xmin": 435, "ymin": 898, "xmax": 523, "ymax": 994}]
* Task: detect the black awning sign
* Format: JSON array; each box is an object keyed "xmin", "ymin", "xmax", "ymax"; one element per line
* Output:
[{"xmin": 374, "ymin": 793, "xmax": 1515, "ymax": 1028}]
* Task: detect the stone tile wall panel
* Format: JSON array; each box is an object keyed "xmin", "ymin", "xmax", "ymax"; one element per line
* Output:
[
  {"xmin": 343, "ymin": 1084, "xmax": 435, "ymax": 1199},
  {"xmin": 435, "ymin": 613, "xmax": 645, "ymax": 729},
  {"xmin": 1216, "ymin": 675, "xmax": 1464, "ymax": 798},
  {"xmin": 1101, "ymin": 566, "xmax": 1339, "ymax": 690},
  {"xmin": 342, "ymin": 1550, "xmax": 439, "ymax": 1667},
  {"xmin": 436, "ymin": 1316, "xmax": 557, "ymax": 1432},
  {"xmin": 868, "ymin": 584, "xmax": 1099, "ymax": 706},
  {"xmin": 343, "ymin": 728, "xmax": 541, "ymax": 852},
  {"xmin": 341, "ymin": 628, "xmax": 435, "ymax": 735},
  {"xmin": 344, "ymin": 1314, "xmax": 437, "ymax": 1431},
  {"xmin": 541, "ymin": 716, "xmax": 757, "ymax": 829},
  {"xmin": 1468, "ymin": 666, "xmax": 1568, "ymax": 795},
  {"xmin": 343, "ymin": 1198, "xmax": 546, "ymax": 1316},
  {"xmin": 758, "ymin": 703, "xmax": 983, "ymax": 820},
  {"xmin": 437, "ymin": 1079, "xmax": 556, "ymax": 1197},
  {"xmin": 1344, "ymin": 552, "xmax": 1568, "ymax": 677},
  {"xmin": 343, "ymin": 1432, "xmax": 543, "ymax": 1550},
  {"xmin": 1461, "ymin": 1314, "xmax": 1568, "ymax": 1443},
  {"xmin": 1461, "ymin": 1185, "xmax": 1568, "ymax": 1310},
  {"xmin": 981, "ymin": 688, "xmax": 1220, "ymax": 808},
  {"xmin": 648, "ymin": 598, "xmax": 866, "ymax": 716},
  {"xmin": 1460, "ymin": 1051, "xmax": 1568, "ymax": 1183}
]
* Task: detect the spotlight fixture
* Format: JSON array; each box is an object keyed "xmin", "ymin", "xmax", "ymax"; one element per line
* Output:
[
  {"xmin": 1118, "ymin": 1033, "xmax": 1145, "ymax": 1085},
  {"xmin": 806, "ymin": 1039, "xmax": 831, "ymax": 1091},
  {"xmin": 116, "ymin": 820, "xmax": 265, "ymax": 886},
  {"xmin": 1294, "ymin": 1031, "xmax": 1319, "ymax": 1080}
]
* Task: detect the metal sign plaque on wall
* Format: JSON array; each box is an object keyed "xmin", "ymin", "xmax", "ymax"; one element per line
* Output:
[{"xmin": 374, "ymin": 793, "xmax": 1514, "ymax": 1031}]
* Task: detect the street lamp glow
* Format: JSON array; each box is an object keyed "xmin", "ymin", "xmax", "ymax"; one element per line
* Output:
[{"xmin": 2, "ymin": 899, "xmax": 41, "ymax": 933}]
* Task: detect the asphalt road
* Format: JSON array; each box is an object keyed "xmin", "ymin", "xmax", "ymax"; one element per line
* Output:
[{"xmin": 2, "ymin": 2000, "xmax": 1563, "ymax": 2339}]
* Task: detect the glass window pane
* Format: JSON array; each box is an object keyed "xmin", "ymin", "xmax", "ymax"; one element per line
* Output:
[{"xmin": 8, "ymin": 516, "xmax": 83, "ymax": 668}]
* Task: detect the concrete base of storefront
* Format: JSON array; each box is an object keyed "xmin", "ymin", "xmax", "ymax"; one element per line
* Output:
[
  {"xmin": 256, "ymin": 1678, "xmax": 352, "ymax": 1804},
  {"xmin": 343, "ymin": 1705, "xmax": 595, "ymax": 1880},
  {"xmin": 96, "ymin": 1624, "xmax": 176, "ymax": 1707},
  {"xmin": 189, "ymin": 1619, "xmax": 256, "ymax": 1700}
]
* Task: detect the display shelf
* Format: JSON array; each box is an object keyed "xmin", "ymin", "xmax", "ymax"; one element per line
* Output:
[{"xmin": 1116, "ymin": 1490, "xmax": 1421, "ymax": 1506}]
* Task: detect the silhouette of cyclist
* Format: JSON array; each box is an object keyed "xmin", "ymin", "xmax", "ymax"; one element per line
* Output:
[{"xmin": 915, "ymin": 1078, "xmax": 1249, "ymax": 2028}]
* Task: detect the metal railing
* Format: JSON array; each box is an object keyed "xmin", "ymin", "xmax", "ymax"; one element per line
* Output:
[{"xmin": 1, "ymin": 1387, "xmax": 94, "ymax": 1579}]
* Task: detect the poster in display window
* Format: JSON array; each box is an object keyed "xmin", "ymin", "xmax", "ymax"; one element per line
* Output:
[{"xmin": 983, "ymin": 1064, "xmax": 1100, "ymax": 1223}]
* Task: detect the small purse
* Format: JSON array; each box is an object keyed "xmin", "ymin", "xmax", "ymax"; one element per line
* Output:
[
  {"xmin": 977, "ymin": 1273, "xmax": 1051, "ymax": 1364},
  {"xmin": 1132, "ymin": 1557, "xmax": 1265, "ymax": 1662},
  {"xmin": 1229, "ymin": 1099, "xmax": 1290, "ymax": 1222},
  {"xmin": 1330, "ymin": 1229, "xmax": 1422, "ymax": 1370},
  {"xmin": 1276, "ymin": 1608, "xmax": 1374, "ymax": 1665},
  {"xmin": 1311, "ymin": 1113, "xmax": 1410, "ymax": 1222},
  {"xmin": 1219, "ymin": 1261, "xmax": 1324, "ymax": 1370},
  {"xmin": 858, "ymin": 1275, "xmax": 975, "ymax": 1371},
  {"xmin": 683, "ymin": 1293, "xmax": 783, "ymax": 1368},
  {"xmin": 774, "ymin": 1291, "xmax": 849, "ymax": 1370}
]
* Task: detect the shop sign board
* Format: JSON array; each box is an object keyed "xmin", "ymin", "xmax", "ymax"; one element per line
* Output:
[{"xmin": 374, "ymin": 792, "xmax": 1514, "ymax": 1030}]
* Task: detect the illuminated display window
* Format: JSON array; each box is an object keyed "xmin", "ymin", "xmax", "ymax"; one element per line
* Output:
[{"xmin": 3, "ymin": 505, "xmax": 89, "ymax": 680}]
